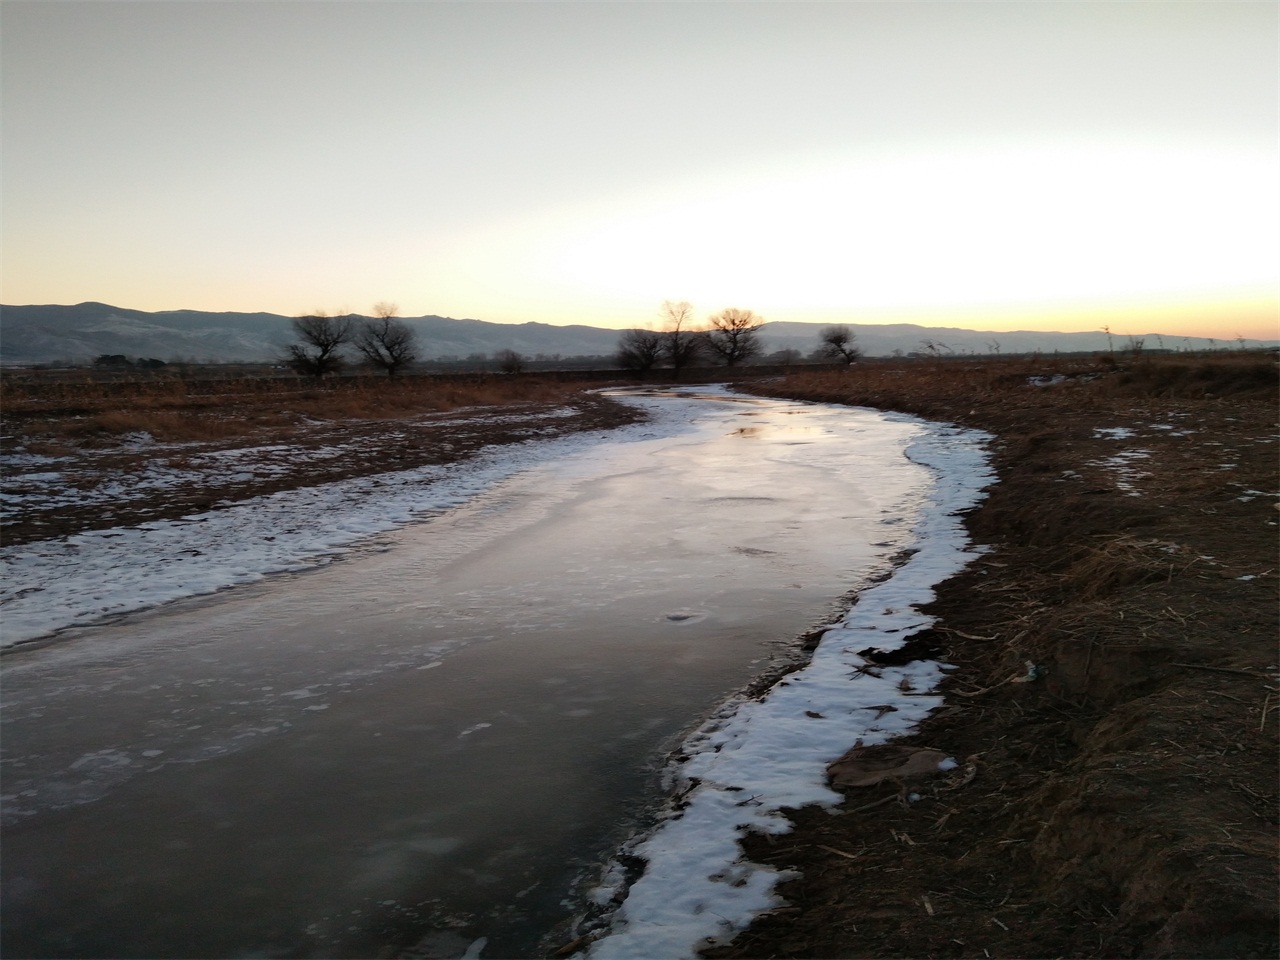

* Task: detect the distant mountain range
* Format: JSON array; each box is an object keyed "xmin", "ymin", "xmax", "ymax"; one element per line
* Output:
[{"xmin": 0, "ymin": 302, "xmax": 1269, "ymax": 366}]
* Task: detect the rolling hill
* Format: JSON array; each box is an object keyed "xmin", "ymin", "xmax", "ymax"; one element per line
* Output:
[{"xmin": 0, "ymin": 302, "xmax": 1265, "ymax": 366}]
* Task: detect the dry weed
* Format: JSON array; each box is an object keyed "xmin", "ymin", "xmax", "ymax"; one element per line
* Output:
[
  {"xmin": 1057, "ymin": 534, "xmax": 1199, "ymax": 600},
  {"xmin": 757, "ymin": 352, "xmax": 1276, "ymax": 416},
  {"xmin": 2, "ymin": 374, "xmax": 594, "ymax": 446}
]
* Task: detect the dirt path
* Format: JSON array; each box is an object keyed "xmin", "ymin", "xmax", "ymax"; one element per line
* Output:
[{"xmin": 709, "ymin": 359, "xmax": 1278, "ymax": 959}]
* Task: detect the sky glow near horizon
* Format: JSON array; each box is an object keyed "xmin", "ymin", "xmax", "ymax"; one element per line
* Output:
[{"xmin": 3, "ymin": 1, "xmax": 1277, "ymax": 340}]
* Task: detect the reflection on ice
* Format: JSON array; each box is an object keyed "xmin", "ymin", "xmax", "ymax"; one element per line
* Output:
[{"xmin": 0, "ymin": 386, "xmax": 991, "ymax": 960}]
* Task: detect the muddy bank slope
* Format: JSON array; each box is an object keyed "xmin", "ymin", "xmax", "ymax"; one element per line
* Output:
[{"xmin": 710, "ymin": 354, "xmax": 1278, "ymax": 959}]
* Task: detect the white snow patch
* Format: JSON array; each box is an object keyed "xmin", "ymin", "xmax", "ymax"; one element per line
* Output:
[
  {"xmin": 0, "ymin": 397, "xmax": 710, "ymax": 649},
  {"xmin": 1087, "ymin": 449, "xmax": 1153, "ymax": 496}
]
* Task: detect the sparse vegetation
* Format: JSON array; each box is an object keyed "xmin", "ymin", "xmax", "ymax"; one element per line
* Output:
[
  {"xmin": 0, "ymin": 373, "xmax": 644, "ymax": 546},
  {"xmin": 495, "ymin": 348, "xmax": 527, "ymax": 374},
  {"xmin": 658, "ymin": 300, "xmax": 704, "ymax": 376},
  {"xmin": 355, "ymin": 314, "xmax": 419, "ymax": 377},
  {"xmin": 704, "ymin": 308, "xmax": 764, "ymax": 366},
  {"xmin": 0, "ymin": 370, "xmax": 605, "ymax": 446},
  {"xmin": 285, "ymin": 312, "xmax": 355, "ymax": 378},
  {"xmin": 815, "ymin": 324, "xmax": 862, "ymax": 364},
  {"xmin": 92, "ymin": 354, "xmax": 168, "ymax": 370},
  {"xmin": 745, "ymin": 350, "xmax": 1278, "ymax": 423},
  {"xmin": 614, "ymin": 328, "xmax": 665, "ymax": 372}
]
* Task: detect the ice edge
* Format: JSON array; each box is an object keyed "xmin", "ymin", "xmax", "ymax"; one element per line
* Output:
[{"xmin": 585, "ymin": 414, "xmax": 995, "ymax": 960}]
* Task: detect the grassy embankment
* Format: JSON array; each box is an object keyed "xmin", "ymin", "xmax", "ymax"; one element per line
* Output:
[{"xmin": 712, "ymin": 350, "xmax": 1278, "ymax": 960}]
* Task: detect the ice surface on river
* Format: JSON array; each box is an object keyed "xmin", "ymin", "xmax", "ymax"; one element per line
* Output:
[
  {"xmin": 587, "ymin": 418, "xmax": 994, "ymax": 960},
  {"xmin": 0, "ymin": 385, "xmax": 993, "ymax": 959}
]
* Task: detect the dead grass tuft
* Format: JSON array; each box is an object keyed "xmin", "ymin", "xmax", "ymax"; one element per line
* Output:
[
  {"xmin": 752, "ymin": 352, "xmax": 1276, "ymax": 421},
  {"xmin": 1057, "ymin": 534, "xmax": 1200, "ymax": 600},
  {"xmin": 30, "ymin": 410, "xmax": 247, "ymax": 444},
  {"xmin": 1104, "ymin": 357, "xmax": 1279, "ymax": 401}
]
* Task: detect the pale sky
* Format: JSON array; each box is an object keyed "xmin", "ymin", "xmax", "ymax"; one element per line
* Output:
[{"xmin": 4, "ymin": 1, "xmax": 1278, "ymax": 339}]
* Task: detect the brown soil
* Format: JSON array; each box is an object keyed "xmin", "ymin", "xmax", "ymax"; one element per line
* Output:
[
  {"xmin": 706, "ymin": 356, "xmax": 1279, "ymax": 960},
  {"xmin": 0, "ymin": 386, "xmax": 644, "ymax": 546},
  {"xmin": 3, "ymin": 358, "xmax": 1276, "ymax": 959}
]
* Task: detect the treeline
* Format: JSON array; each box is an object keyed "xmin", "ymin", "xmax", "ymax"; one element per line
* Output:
[
  {"xmin": 50, "ymin": 302, "xmax": 879, "ymax": 379},
  {"xmin": 285, "ymin": 301, "xmax": 866, "ymax": 379},
  {"xmin": 614, "ymin": 301, "xmax": 862, "ymax": 373},
  {"xmin": 92, "ymin": 354, "xmax": 169, "ymax": 370}
]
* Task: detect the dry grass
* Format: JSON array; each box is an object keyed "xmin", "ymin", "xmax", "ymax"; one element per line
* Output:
[
  {"xmin": 1106, "ymin": 354, "xmax": 1279, "ymax": 401},
  {"xmin": 2, "ymin": 373, "xmax": 597, "ymax": 445},
  {"xmin": 1056, "ymin": 534, "xmax": 1201, "ymax": 601},
  {"xmin": 753, "ymin": 351, "xmax": 1277, "ymax": 418},
  {"xmin": 59, "ymin": 410, "xmax": 252, "ymax": 443},
  {"xmin": 4, "ymin": 351, "xmax": 1273, "ymax": 447}
]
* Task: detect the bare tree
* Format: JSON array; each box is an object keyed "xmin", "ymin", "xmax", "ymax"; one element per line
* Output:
[
  {"xmin": 817, "ymin": 324, "xmax": 862, "ymax": 364},
  {"xmin": 286, "ymin": 312, "xmax": 354, "ymax": 377},
  {"xmin": 659, "ymin": 300, "xmax": 703, "ymax": 377},
  {"xmin": 496, "ymin": 348, "xmax": 526, "ymax": 374},
  {"xmin": 615, "ymin": 328, "xmax": 664, "ymax": 371},
  {"xmin": 705, "ymin": 308, "xmax": 764, "ymax": 366},
  {"xmin": 355, "ymin": 315, "xmax": 419, "ymax": 377}
]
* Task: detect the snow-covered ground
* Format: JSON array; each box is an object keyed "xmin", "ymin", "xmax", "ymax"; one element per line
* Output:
[
  {"xmin": 0, "ymin": 406, "xmax": 578, "ymax": 526},
  {"xmin": 0, "ymin": 401, "xmax": 699, "ymax": 649},
  {"xmin": 1, "ymin": 385, "xmax": 995, "ymax": 958}
]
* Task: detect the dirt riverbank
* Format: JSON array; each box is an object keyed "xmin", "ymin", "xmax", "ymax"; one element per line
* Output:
[{"xmin": 709, "ymin": 355, "xmax": 1278, "ymax": 960}]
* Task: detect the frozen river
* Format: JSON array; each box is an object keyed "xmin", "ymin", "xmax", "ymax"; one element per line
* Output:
[{"xmin": 0, "ymin": 387, "xmax": 989, "ymax": 959}]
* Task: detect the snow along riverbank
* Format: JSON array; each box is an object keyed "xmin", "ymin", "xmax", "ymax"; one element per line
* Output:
[{"xmin": 583, "ymin": 409, "xmax": 994, "ymax": 959}]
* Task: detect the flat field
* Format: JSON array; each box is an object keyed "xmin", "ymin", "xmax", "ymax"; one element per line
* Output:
[{"xmin": 0, "ymin": 374, "xmax": 643, "ymax": 546}]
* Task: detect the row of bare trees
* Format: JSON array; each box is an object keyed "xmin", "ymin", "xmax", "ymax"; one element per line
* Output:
[
  {"xmin": 286, "ymin": 302, "xmax": 419, "ymax": 378},
  {"xmin": 290, "ymin": 299, "xmax": 865, "ymax": 378},
  {"xmin": 615, "ymin": 301, "xmax": 768, "ymax": 374},
  {"xmin": 616, "ymin": 302, "xmax": 862, "ymax": 372},
  {"xmin": 288, "ymin": 305, "xmax": 541, "ymax": 378}
]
